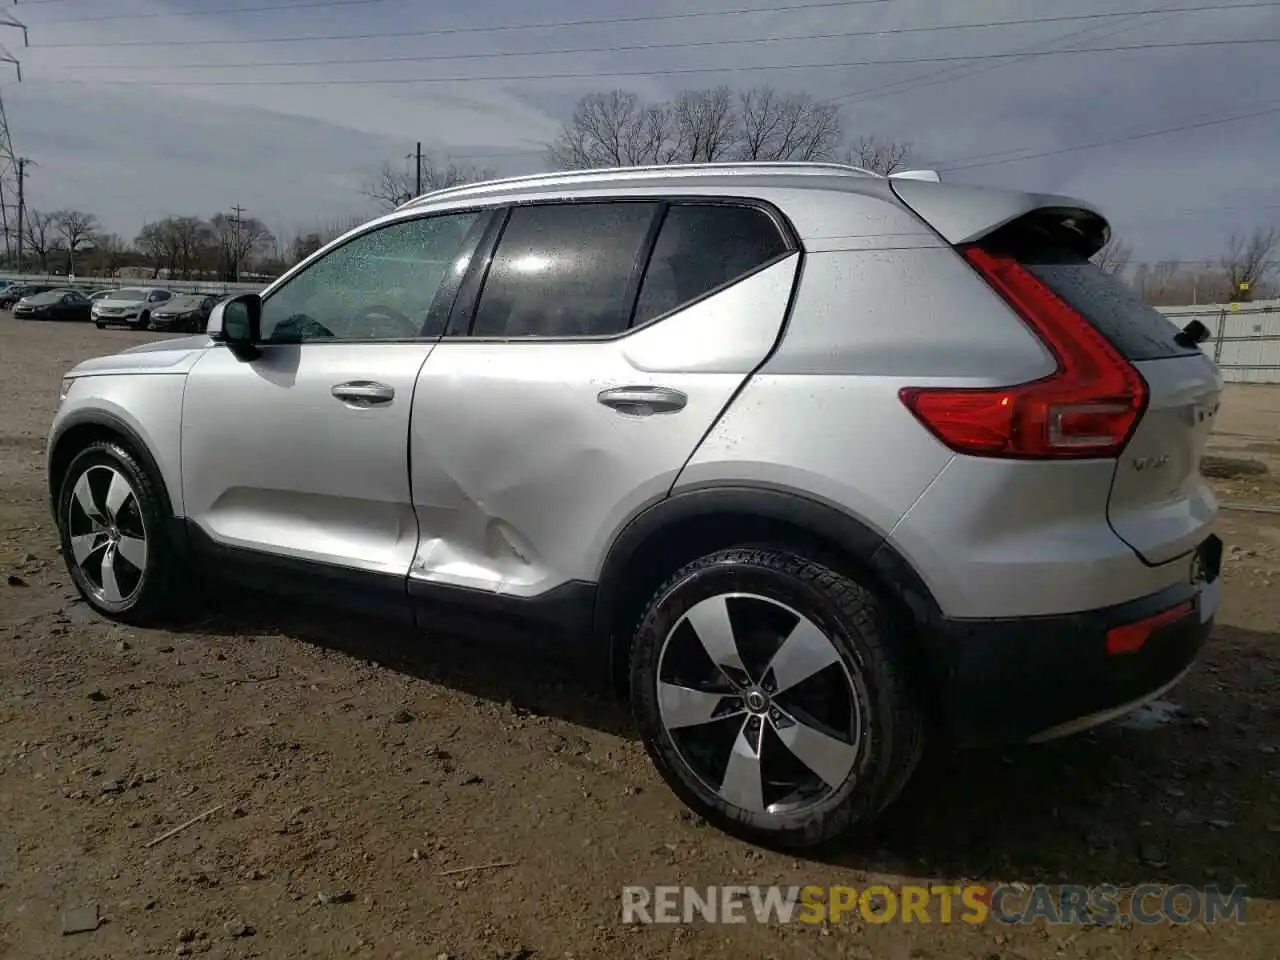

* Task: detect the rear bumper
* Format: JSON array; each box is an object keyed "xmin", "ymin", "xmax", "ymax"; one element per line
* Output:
[{"xmin": 926, "ymin": 535, "xmax": 1222, "ymax": 746}]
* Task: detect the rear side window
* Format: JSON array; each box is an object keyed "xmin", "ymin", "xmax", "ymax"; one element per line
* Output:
[
  {"xmin": 1019, "ymin": 249, "xmax": 1195, "ymax": 361},
  {"xmin": 634, "ymin": 204, "xmax": 790, "ymax": 325},
  {"xmin": 472, "ymin": 201, "xmax": 660, "ymax": 338}
]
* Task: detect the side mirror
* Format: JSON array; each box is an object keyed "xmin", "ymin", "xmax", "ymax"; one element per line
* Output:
[{"xmin": 207, "ymin": 293, "xmax": 263, "ymax": 361}]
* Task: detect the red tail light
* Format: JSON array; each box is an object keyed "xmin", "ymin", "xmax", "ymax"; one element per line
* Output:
[{"xmin": 899, "ymin": 246, "xmax": 1147, "ymax": 459}]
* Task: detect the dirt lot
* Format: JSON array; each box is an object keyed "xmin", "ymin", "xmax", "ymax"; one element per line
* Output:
[{"xmin": 1, "ymin": 314, "xmax": 1278, "ymax": 960}]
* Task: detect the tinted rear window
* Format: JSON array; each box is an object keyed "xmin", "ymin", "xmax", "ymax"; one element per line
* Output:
[
  {"xmin": 472, "ymin": 201, "xmax": 660, "ymax": 338},
  {"xmin": 1017, "ymin": 248, "xmax": 1197, "ymax": 362}
]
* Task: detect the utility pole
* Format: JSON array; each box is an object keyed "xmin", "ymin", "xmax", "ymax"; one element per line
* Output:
[
  {"xmin": 415, "ymin": 141, "xmax": 422, "ymax": 196},
  {"xmin": 15, "ymin": 156, "xmax": 25, "ymax": 274},
  {"xmin": 1, "ymin": 12, "xmax": 29, "ymax": 270},
  {"xmin": 230, "ymin": 203, "xmax": 245, "ymax": 282}
]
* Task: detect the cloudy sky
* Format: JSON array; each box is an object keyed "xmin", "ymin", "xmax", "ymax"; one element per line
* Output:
[{"xmin": 4, "ymin": 0, "xmax": 1277, "ymax": 260}]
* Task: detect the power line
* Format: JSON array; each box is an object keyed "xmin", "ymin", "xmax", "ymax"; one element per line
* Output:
[
  {"xmin": 29, "ymin": 38, "xmax": 1280, "ymax": 87},
  {"xmin": 938, "ymin": 100, "xmax": 1280, "ymax": 172},
  {"xmin": 33, "ymin": 1, "xmax": 1280, "ymax": 53},
  {"xmin": 52, "ymin": 3, "xmax": 1280, "ymax": 72},
  {"xmin": 824, "ymin": 7, "xmax": 1181, "ymax": 106},
  {"xmin": 32, "ymin": 0, "xmax": 891, "ymax": 28},
  {"xmin": 35, "ymin": 0, "xmax": 395, "ymax": 25}
]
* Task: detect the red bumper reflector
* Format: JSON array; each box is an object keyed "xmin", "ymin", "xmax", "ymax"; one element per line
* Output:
[{"xmin": 1106, "ymin": 601, "xmax": 1194, "ymax": 655}]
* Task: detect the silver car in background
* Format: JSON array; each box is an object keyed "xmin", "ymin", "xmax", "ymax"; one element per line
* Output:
[
  {"xmin": 46, "ymin": 162, "xmax": 1224, "ymax": 848},
  {"xmin": 91, "ymin": 286, "xmax": 175, "ymax": 330}
]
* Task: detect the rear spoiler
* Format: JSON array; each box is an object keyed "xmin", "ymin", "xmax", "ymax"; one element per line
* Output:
[
  {"xmin": 889, "ymin": 179, "xmax": 1110, "ymax": 258},
  {"xmin": 888, "ymin": 169, "xmax": 942, "ymax": 182}
]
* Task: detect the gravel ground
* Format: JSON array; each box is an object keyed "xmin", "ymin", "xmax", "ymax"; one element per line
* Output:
[{"xmin": 1, "ymin": 312, "xmax": 1278, "ymax": 959}]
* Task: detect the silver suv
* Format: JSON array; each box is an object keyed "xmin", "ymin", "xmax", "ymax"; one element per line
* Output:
[{"xmin": 47, "ymin": 162, "xmax": 1224, "ymax": 848}]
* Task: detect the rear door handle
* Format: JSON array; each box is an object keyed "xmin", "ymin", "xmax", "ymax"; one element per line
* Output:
[
  {"xmin": 331, "ymin": 381, "xmax": 395, "ymax": 406},
  {"xmin": 597, "ymin": 385, "xmax": 687, "ymax": 415}
]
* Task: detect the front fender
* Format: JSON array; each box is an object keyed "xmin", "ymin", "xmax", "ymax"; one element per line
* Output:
[{"xmin": 48, "ymin": 376, "xmax": 188, "ymax": 518}]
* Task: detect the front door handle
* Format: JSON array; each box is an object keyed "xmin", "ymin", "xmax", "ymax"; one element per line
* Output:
[
  {"xmin": 597, "ymin": 385, "xmax": 687, "ymax": 415},
  {"xmin": 331, "ymin": 381, "xmax": 395, "ymax": 406}
]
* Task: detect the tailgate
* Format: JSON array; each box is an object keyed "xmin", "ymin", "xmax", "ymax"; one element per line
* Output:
[
  {"xmin": 891, "ymin": 177, "xmax": 1222, "ymax": 566},
  {"xmin": 1019, "ymin": 251, "xmax": 1221, "ymax": 565},
  {"xmin": 1108, "ymin": 353, "xmax": 1221, "ymax": 564}
]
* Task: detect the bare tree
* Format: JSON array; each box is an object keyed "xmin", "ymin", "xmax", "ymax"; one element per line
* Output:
[
  {"xmin": 548, "ymin": 85, "xmax": 904, "ymax": 171},
  {"xmin": 291, "ymin": 232, "xmax": 324, "ymax": 265},
  {"xmin": 134, "ymin": 222, "xmax": 167, "ymax": 278},
  {"xmin": 51, "ymin": 209, "xmax": 100, "ymax": 276},
  {"xmin": 736, "ymin": 86, "xmax": 842, "ymax": 161},
  {"xmin": 1092, "ymin": 235, "xmax": 1133, "ymax": 276},
  {"xmin": 1221, "ymin": 224, "xmax": 1278, "ymax": 301},
  {"xmin": 163, "ymin": 216, "xmax": 213, "ymax": 279},
  {"xmin": 547, "ymin": 90, "xmax": 681, "ymax": 169},
  {"xmin": 88, "ymin": 233, "xmax": 127, "ymax": 277},
  {"xmin": 362, "ymin": 155, "xmax": 494, "ymax": 211},
  {"xmin": 209, "ymin": 211, "xmax": 274, "ymax": 281},
  {"xmin": 1132, "ymin": 260, "xmax": 1233, "ymax": 306},
  {"xmin": 843, "ymin": 135, "xmax": 913, "ymax": 175},
  {"xmin": 671, "ymin": 86, "xmax": 738, "ymax": 163},
  {"xmin": 23, "ymin": 209, "xmax": 57, "ymax": 273}
]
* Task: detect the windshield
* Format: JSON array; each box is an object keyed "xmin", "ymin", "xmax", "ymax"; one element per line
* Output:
[
  {"xmin": 109, "ymin": 288, "xmax": 149, "ymax": 301},
  {"xmin": 164, "ymin": 295, "xmax": 205, "ymax": 310}
]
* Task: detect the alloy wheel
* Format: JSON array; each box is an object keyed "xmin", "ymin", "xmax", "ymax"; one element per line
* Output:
[
  {"xmin": 64, "ymin": 465, "xmax": 149, "ymax": 605},
  {"xmin": 655, "ymin": 592, "xmax": 864, "ymax": 817}
]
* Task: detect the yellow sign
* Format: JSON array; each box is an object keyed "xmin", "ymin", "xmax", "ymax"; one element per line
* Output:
[
  {"xmin": 1232, "ymin": 303, "xmax": 1240, "ymax": 311},
  {"xmin": 1239, "ymin": 281, "xmax": 1250, "ymax": 291}
]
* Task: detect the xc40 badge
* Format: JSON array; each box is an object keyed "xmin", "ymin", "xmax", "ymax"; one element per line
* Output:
[{"xmin": 1131, "ymin": 455, "xmax": 1170, "ymax": 472}]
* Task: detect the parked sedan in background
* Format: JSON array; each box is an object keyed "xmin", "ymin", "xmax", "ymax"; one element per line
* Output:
[
  {"xmin": 12, "ymin": 288, "xmax": 93, "ymax": 322},
  {"xmin": 0, "ymin": 283, "xmax": 60, "ymax": 310},
  {"xmin": 148, "ymin": 293, "xmax": 219, "ymax": 333},
  {"xmin": 91, "ymin": 287, "xmax": 174, "ymax": 329}
]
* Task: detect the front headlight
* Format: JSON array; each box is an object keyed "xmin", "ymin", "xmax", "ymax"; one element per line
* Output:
[{"xmin": 59, "ymin": 377, "xmax": 75, "ymax": 404}]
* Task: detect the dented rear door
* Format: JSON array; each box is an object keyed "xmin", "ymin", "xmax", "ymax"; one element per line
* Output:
[{"xmin": 406, "ymin": 198, "xmax": 799, "ymax": 601}]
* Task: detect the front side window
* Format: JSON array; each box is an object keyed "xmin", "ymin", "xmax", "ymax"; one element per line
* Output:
[
  {"xmin": 470, "ymin": 201, "xmax": 660, "ymax": 338},
  {"xmin": 260, "ymin": 211, "xmax": 485, "ymax": 343}
]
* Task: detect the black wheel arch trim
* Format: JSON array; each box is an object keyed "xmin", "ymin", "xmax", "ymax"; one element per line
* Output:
[
  {"xmin": 593, "ymin": 484, "xmax": 942, "ymax": 646},
  {"xmin": 47, "ymin": 409, "xmax": 178, "ymax": 537}
]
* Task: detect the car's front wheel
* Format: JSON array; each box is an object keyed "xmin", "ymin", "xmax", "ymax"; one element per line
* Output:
[
  {"xmin": 56, "ymin": 440, "xmax": 179, "ymax": 624},
  {"xmin": 134, "ymin": 311, "xmax": 150, "ymax": 330},
  {"xmin": 629, "ymin": 546, "xmax": 925, "ymax": 850}
]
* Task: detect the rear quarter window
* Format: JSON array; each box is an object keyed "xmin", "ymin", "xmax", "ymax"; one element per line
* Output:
[
  {"xmin": 633, "ymin": 203, "xmax": 791, "ymax": 325},
  {"xmin": 1019, "ymin": 249, "xmax": 1198, "ymax": 362}
]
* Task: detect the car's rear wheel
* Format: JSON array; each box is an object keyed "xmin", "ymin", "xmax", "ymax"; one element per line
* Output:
[
  {"xmin": 56, "ymin": 441, "xmax": 179, "ymax": 624},
  {"xmin": 629, "ymin": 546, "xmax": 925, "ymax": 850}
]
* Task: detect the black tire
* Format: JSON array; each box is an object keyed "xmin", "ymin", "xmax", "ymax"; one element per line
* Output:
[
  {"xmin": 94, "ymin": 321, "xmax": 105, "ymax": 329},
  {"xmin": 56, "ymin": 440, "xmax": 180, "ymax": 625},
  {"xmin": 629, "ymin": 546, "xmax": 925, "ymax": 850},
  {"xmin": 135, "ymin": 311, "xmax": 150, "ymax": 331}
]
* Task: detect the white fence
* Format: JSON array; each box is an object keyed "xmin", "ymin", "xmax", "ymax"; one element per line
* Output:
[
  {"xmin": 0, "ymin": 272, "xmax": 268, "ymax": 296},
  {"xmin": 1158, "ymin": 300, "xmax": 1280, "ymax": 384}
]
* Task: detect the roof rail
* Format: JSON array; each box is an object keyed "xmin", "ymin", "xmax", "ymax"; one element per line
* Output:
[{"xmin": 395, "ymin": 160, "xmax": 885, "ymax": 210}]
